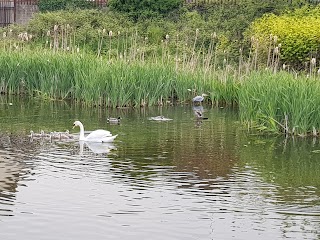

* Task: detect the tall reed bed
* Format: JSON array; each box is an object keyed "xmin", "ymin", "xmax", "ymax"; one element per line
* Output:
[
  {"xmin": 238, "ymin": 70, "xmax": 320, "ymax": 136},
  {"xmin": 0, "ymin": 50, "xmax": 237, "ymax": 107}
]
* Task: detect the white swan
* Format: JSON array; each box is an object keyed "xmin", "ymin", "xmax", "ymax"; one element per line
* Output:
[
  {"xmin": 79, "ymin": 141, "xmax": 117, "ymax": 154},
  {"xmin": 73, "ymin": 120, "xmax": 117, "ymax": 143}
]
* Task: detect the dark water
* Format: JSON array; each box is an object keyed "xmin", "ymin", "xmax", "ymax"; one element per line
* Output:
[{"xmin": 0, "ymin": 97, "xmax": 319, "ymax": 240}]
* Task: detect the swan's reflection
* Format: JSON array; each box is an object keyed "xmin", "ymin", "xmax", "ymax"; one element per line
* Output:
[{"xmin": 79, "ymin": 141, "xmax": 117, "ymax": 155}]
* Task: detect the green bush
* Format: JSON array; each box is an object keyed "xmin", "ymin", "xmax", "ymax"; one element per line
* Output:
[
  {"xmin": 184, "ymin": 0, "xmax": 302, "ymax": 62},
  {"xmin": 247, "ymin": 6, "xmax": 320, "ymax": 69},
  {"xmin": 108, "ymin": 0, "xmax": 183, "ymax": 21},
  {"xmin": 27, "ymin": 10, "xmax": 134, "ymax": 52},
  {"xmin": 38, "ymin": 0, "xmax": 96, "ymax": 12},
  {"xmin": 4, "ymin": 1, "xmax": 315, "ymax": 66},
  {"xmin": 23, "ymin": 9, "xmax": 226, "ymax": 59}
]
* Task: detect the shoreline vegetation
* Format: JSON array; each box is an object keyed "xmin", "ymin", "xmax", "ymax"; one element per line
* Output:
[{"xmin": 1, "ymin": 6, "xmax": 320, "ymax": 136}]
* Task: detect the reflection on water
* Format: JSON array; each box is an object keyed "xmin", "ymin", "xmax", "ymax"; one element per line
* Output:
[
  {"xmin": 0, "ymin": 98, "xmax": 319, "ymax": 239},
  {"xmin": 0, "ymin": 134, "xmax": 35, "ymax": 217},
  {"xmin": 79, "ymin": 141, "xmax": 117, "ymax": 155}
]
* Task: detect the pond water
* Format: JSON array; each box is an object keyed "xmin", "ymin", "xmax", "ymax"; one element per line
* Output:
[{"xmin": 0, "ymin": 97, "xmax": 319, "ymax": 240}]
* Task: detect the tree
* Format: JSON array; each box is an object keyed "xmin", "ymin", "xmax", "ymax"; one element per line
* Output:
[
  {"xmin": 38, "ymin": 0, "xmax": 95, "ymax": 12},
  {"xmin": 108, "ymin": 0, "xmax": 183, "ymax": 21}
]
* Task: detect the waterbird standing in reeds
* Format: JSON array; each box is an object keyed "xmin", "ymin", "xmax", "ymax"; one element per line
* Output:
[
  {"xmin": 192, "ymin": 93, "xmax": 208, "ymax": 105},
  {"xmin": 73, "ymin": 120, "xmax": 117, "ymax": 143}
]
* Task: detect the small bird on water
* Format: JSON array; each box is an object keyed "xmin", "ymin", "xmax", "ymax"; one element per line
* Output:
[
  {"xmin": 148, "ymin": 116, "xmax": 173, "ymax": 121},
  {"xmin": 107, "ymin": 117, "xmax": 121, "ymax": 124}
]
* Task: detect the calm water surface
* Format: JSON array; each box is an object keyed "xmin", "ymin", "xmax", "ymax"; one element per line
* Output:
[{"xmin": 0, "ymin": 97, "xmax": 319, "ymax": 240}]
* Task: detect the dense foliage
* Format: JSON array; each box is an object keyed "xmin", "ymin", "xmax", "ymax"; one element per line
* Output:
[
  {"xmin": 108, "ymin": 0, "xmax": 183, "ymax": 20},
  {"xmin": 20, "ymin": 9, "xmax": 229, "ymax": 63},
  {"xmin": 27, "ymin": 10, "xmax": 135, "ymax": 52},
  {"xmin": 33, "ymin": 0, "xmax": 312, "ymax": 62},
  {"xmin": 184, "ymin": 0, "xmax": 300, "ymax": 57},
  {"xmin": 247, "ymin": 6, "xmax": 320, "ymax": 69},
  {"xmin": 38, "ymin": 0, "xmax": 96, "ymax": 12}
]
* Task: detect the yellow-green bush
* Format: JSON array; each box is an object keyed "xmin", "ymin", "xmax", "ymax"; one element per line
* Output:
[{"xmin": 247, "ymin": 6, "xmax": 320, "ymax": 69}]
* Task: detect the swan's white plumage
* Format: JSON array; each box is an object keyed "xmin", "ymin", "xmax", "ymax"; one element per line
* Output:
[{"xmin": 73, "ymin": 120, "xmax": 117, "ymax": 143}]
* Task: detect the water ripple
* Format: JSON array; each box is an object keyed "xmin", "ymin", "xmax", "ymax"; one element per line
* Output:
[{"xmin": 0, "ymin": 106, "xmax": 318, "ymax": 240}]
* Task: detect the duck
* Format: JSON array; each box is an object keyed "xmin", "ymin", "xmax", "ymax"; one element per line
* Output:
[
  {"xmin": 73, "ymin": 120, "xmax": 117, "ymax": 143},
  {"xmin": 107, "ymin": 117, "xmax": 121, "ymax": 124}
]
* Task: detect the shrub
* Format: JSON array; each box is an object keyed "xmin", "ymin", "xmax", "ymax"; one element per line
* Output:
[
  {"xmin": 108, "ymin": 0, "xmax": 183, "ymax": 21},
  {"xmin": 247, "ymin": 6, "xmax": 320, "ymax": 69},
  {"xmin": 38, "ymin": 0, "xmax": 96, "ymax": 12}
]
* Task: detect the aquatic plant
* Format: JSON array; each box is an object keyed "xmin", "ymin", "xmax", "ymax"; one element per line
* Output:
[
  {"xmin": 238, "ymin": 70, "xmax": 320, "ymax": 136},
  {"xmin": 0, "ymin": 49, "xmax": 238, "ymax": 107}
]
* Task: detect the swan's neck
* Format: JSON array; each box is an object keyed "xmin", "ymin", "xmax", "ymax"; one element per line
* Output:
[{"xmin": 78, "ymin": 123, "xmax": 86, "ymax": 140}]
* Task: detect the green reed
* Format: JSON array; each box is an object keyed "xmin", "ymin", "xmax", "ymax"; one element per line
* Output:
[
  {"xmin": 238, "ymin": 70, "xmax": 320, "ymax": 136},
  {"xmin": 0, "ymin": 49, "xmax": 237, "ymax": 107}
]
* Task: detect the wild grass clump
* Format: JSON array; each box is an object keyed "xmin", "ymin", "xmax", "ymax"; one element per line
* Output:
[{"xmin": 238, "ymin": 70, "xmax": 320, "ymax": 136}]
